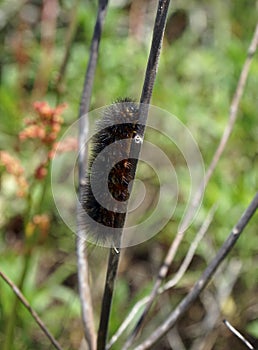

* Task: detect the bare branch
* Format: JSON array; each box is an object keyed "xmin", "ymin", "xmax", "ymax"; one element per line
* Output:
[
  {"xmin": 160, "ymin": 204, "xmax": 217, "ymax": 293},
  {"xmin": 125, "ymin": 21, "xmax": 258, "ymax": 346},
  {"xmin": 107, "ymin": 205, "xmax": 216, "ymax": 349},
  {"xmin": 203, "ymin": 21, "xmax": 258, "ymax": 190},
  {"xmin": 134, "ymin": 192, "xmax": 258, "ymax": 350},
  {"xmin": 77, "ymin": 1, "xmax": 109, "ymax": 349},
  {"xmin": 0, "ymin": 270, "xmax": 63, "ymax": 350},
  {"xmin": 76, "ymin": 235, "xmax": 97, "ymax": 350},
  {"xmin": 223, "ymin": 319, "xmax": 254, "ymax": 350},
  {"xmin": 190, "ymin": 259, "xmax": 242, "ymax": 350}
]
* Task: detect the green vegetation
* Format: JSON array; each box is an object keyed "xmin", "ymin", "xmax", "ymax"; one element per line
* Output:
[{"xmin": 0, "ymin": 1, "xmax": 257, "ymax": 349}]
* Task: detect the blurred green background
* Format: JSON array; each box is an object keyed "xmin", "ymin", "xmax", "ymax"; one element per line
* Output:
[{"xmin": 0, "ymin": 0, "xmax": 257, "ymax": 349}]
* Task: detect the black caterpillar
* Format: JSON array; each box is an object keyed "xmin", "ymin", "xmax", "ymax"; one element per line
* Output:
[{"xmin": 81, "ymin": 98, "xmax": 144, "ymax": 247}]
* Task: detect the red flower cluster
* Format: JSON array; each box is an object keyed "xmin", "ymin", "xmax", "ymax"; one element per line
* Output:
[
  {"xmin": 20, "ymin": 101, "xmax": 66, "ymax": 144},
  {"xmin": 19, "ymin": 101, "xmax": 67, "ymax": 179}
]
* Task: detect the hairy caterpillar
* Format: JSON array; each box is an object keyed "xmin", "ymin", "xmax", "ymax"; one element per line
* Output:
[{"xmin": 81, "ymin": 98, "xmax": 144, "ymax": 247}]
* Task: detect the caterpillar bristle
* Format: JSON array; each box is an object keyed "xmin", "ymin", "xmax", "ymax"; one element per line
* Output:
[{"xmin": 80, "ymin": 98, "xmax": 143, "ymax": 247}]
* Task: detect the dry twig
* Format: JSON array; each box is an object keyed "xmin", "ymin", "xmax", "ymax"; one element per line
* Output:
[
  {"xmin": 223, "ymin": 319, "xmax": 254, "ymax": 350},
  {"xmin": 0, "ymin": 270, "xmax": 63, "ymax": 350},
  {"xmin": 107, "ymin": 205, "xmax": 216, "ymax": 349},
  {"xmin": 134, "ymin": 192, "xmax": 258, "ymax": 349},
  {"xmin": 77, "ymin": 1, "xmax": 109, "ymax": 349}
]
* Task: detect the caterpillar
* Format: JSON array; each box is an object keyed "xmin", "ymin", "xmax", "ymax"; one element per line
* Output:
[{"xmin": 80, "ymin": 98, "xmax": 144, "ymax": 247}]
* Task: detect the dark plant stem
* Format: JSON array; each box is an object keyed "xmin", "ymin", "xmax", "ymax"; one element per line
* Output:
[
  {"xmin": 96, "ymin": 204, "xmax": 124, "ymax": 349},
  {"xmin": 122, "ymin": 2, "xmax": 170, "ymax": 349},
  {"xmin": 140, "ymin": 0, "xmax": 170, "ymax": 106},
  {"xmin": 97, "ymin": 246, "xmax": 121, "ymax": 350},
  {"xmin": 96, "ymin": 2, "xmax": 171, "ymax": 349},
  {"xmin": 134, "ymin": 192, "xmax": 258, "ymax": 350},
  {"xmin": 137, "ymin": 0, "xmax": 170, "ymax": 146},
  {"xmin": 97, "ymin": 2, "xmax": 170, "ymax": 348}
]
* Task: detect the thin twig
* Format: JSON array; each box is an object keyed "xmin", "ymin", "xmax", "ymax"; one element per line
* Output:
[
  {"xmin": 127, "ymin": 21, "xmax": 258, "ymax": 345},
  {"xmin": 76, "ymin": 233, "xmax": 96, "ymax": 350},
  {"xmin": 223, "ymin": 319, "xmax": 254, "ymax": 350},
  {"xmin": 107, "ymin": 296, "xmax": 148, "ymax": 350},
  {"xmin": 203, "ymin": 22, "xmax": 258, "ymax": 191},
  {"xmin": 0, "ymin": 270, "xmax": 63, "ymax": 350},
  {"xmin": 77, "ymin": 1, "xmax": 109, "ymax": 349},
  {"xmin": 160, "ymin": 204, "xmax": 217, "ymax": 294},
  {"xmin": 134, "ymin": 192, "xmax": 258, "ymax": 349},
  {"xmin": 78, "ymin": 0, "xmax": 109, "ymax": 183},
  {"xmin": 190, "ymin": 259, "xmax": 242, "ymax": 350},
  {"xmin": 107, "ymin": 205, "xmax": 216, "ymax": 349},
  {"xmin": 140, "ymin": 0, "xmax": 171, "ymax": 106},
  {"xmin": 166, "ymin": 325, "xmax": 186, "ymax": 350}
]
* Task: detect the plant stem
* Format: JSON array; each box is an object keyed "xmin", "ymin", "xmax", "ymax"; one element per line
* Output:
[
  {"xmin": 97, "ymin": 248, "xmax": 121, "ymax": 350},
  {"xmin": 77, "ymin": 1, "xmax": 109, "ymax": 348}
]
